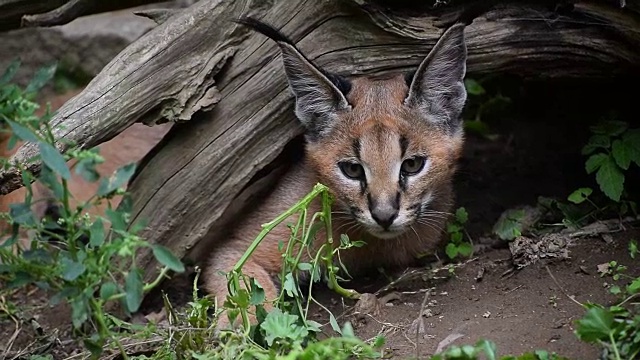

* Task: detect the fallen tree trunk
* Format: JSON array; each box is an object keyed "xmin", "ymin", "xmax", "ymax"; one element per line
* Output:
[
  {"xmin": 1, "ymin": 0, "xmax": 639, "ymax": 285},
  {"xmin": 0, "ymin": 0, "xmax": 171, "ymax": 31}
]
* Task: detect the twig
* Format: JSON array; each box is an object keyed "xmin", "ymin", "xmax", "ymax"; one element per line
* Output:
[
  {"xmin": 504, "ymin": 284, "xmax": 523, "ymax": 294},
  {"xmin": 0, "ymin": 296, "xmax": 22, "ymax": 359},
  {"xmin": 617, "ymin": 293, "xmax": 639, "ymax": 307},
  {"xmin": 21, "ymin": 0, "xmax": 92, "ymax": 28},
  {"xmin": 415, "ymin": 289, "xmax": 431, "ymax": 359},
  {"xmin": 545, "ymin": 266, "xmax": 583, "ymax": 308},
  {"xmin": 19, "ymin": 0, "xmax": 167, "ymax": 28}
]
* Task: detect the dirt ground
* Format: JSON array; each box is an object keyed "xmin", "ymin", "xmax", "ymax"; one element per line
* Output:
[{"xmin": 1, "ymin": 77, "xmax": 639, "ymax": 359}]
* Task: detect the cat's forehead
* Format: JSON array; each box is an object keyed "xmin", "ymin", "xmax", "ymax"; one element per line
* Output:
[
  {"xmin": 346, "ymin": 74, "xmax": 409, "ymax": 112},
  {"xmin": 354, "ymin": 124, "xmax": 405, "ymax": 165}
]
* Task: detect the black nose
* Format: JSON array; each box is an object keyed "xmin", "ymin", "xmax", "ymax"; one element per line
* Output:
[{"xmin": 370, "ymin": 207, "xmax": 399, "ymax": 229}]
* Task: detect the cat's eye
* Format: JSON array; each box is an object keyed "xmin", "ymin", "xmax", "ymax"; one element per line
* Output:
[
  {"xmin": 339, "ymin": 161, "xmax": 365, "ymax": 180},
  {"xmin": 401, "ymin": 156, "xmax": 426, "ymax": 175}
]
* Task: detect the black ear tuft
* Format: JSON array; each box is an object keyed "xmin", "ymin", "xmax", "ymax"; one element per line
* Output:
[
  {"xmin": 323, "ymin": 71, "xmax": 352, "ymax": 96},
  {"xmin": 233, "ymin": 16, "xmax": 295, "ymax": 46},
  {"xmin": 404, "ymin": 70, "xmax": 416, "ymax": 87}
]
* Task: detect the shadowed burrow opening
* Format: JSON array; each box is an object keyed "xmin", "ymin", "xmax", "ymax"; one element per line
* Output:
[{"xmin": 454, "ymin": 74, "xmax": 640, "ymax": 238}]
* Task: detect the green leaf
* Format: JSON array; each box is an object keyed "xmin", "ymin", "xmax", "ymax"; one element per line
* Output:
[
  {"xmin": 612, "ymin": 139, "xmax": 632, "ymax": 170},
  {"xmin": 492, "ymin": 209, "xmax": 525, "ymax": 241},
  {"xmin": 226, "ymin": 289, "xmax": 250, "ymax": 309},
  {"xmin": 595, "ymin": 155, "xmax": 625, "ymax": 202},
  {"xmin": 89, "ymin": 219, "xmax": 105, "ymax": 247},
  {"xmin": 25, "ymin": 63, "xmax": 57, "ymax": 94},
  {"xmin": 457, "ymin": 242, "xmax": 473, "ymax": 257},
  {"xmin": 60, "ymin": 257, "xmax": 86, "ymax": 281},
  {"xmin": 622, "ymin": 129, "xmax": 640, "ymax": 167},
  {"xmin": 575, "ymin": 306, "xmax": 615, "ymax": 342},
  {"xmin": 629, "ymin": 239, "xmax": 638, "ymax": 259},
  {"xmin": 445, "ymin": 243, "xmax": 458, "ymax": 259},
  {"xmin": 9, "ymin": 202, "xmax": 36, "ymax": 226},
  {"xmin": 38, "ymin": 166, "xmax": 64, "ymax": 199},
  {"xmin": 476, "ymin": 339, "xmax": 497, "ymax": 360},
  {"xmin": 534, "ymin": 350, "xmax": 551, "ymax": 360},
  {"xmin": 627, "ymin": 277, "xmax": 640, "ymax": 294},
  {"xmin": 70, "ymin": 296, "xmax": 89, "ymax": 329},
  {"xmin": 297, "ymin": 262, "xmax": 313, "ymax": 271},
  {"xmin": 100, "ymin": 282, "xmax": 118, "ymax": 300},
  {"xmin": 259, "ymin": 308, "xmax": 308, "ymax": 346},
  {"xmin": 464, "ymin": 78, "xmax": 485, "ymax": 96},
  {"xmin": 249, "ymin": 278, "xmax": 265, "ymax": 306},
  {"xmin": 125, "ymin": 268, "xmax": 144, "ymax": 313},
  {"xmin": 105, "ymin": 208, "xmax": 128, "ymax": 232},
  {"xmin": 82, "ymin": 337, "xmax": 104, "ymax": 359},
  {"xmin": 305, "ymin": 319, "xmax": 322, "ymax": 333},
  {"xmin": 582, "ymin": 135, "xmax": 610, "ymax": 155},
  {"xmin": 97, "ymin": 163, "xmax": 136, "ymax": 197},
  {"xmin": 151, "ymin": 244, "xmax": 185, "ymax": 273},
  {"xmin": 6, "ymin": 120, "xmax": 39, "ymax": 143},
  {"xmin": 567, "ymin": 187, "xmax": 592, "ymax": 204},
  {"xmin": 585, "ymin": 153, "xmax": 607, "ymax": 174},
  {"xmin": 447, "ymin": 223, "xmax": 462, "ymax": 233},
  {"xmin": 455, "ymin": 207, "xmax": 468, "ymax": 223},
  {"xmin": 0, "ymin": 59, "xmax": 20, "ymax": 86},
  {"xmin": 342, "ymin": 321, "xmax": 355, "ymax": 338},
  {"xmin": 283, "ymin": 272, "xmax": 298, "ymax": 297},
  {"xmin": 39, "ymin": 142, "xmax": 71, "ymax": 180},
  {"xmin": 328, "ymin": 312, "xmax": 342, "ymax": 335}
]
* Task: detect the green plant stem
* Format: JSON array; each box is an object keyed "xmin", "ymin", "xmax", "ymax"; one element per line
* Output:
[
  {"xmin": 321, "ymin": 190, "xmax": 360, "ymax": 300},
  {"xmin": 106, "ymin": 267, "xmax": 170, "ymax": 302},
  {"xmin": 232, "ymin": 184, "xmax": 328, "ymax": 273},
  {"xmin": 608, "ymin": 332, "xmax": 621, "ymax": 360},
  {"xmin": 228, "ymin": 184, "xmax": 332, "ymax": 333}
]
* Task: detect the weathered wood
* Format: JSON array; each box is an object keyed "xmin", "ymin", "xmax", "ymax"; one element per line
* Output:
[
  {"xmin": 1, "ymin": 0, "xmax": 640, "ymax": 286},
  {"xmin": 0, "ymin": 0, "xmax": 247, "ymax": 195},
  {"xmin": 0, "ymin": 0, "xmax": 168, "ymax": 31},
  {"xmin": 127, "ymin": 0, "xmax": 640, "ymax": 284}
]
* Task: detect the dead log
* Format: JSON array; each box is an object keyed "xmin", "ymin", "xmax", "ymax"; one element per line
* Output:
[
  {"xmin": 0, "ymin": 0, "xmax": 173, "ymax": 31},
  {"xmin": 1, "ymin": 0, "xmax": 639, "ymax": 286}
]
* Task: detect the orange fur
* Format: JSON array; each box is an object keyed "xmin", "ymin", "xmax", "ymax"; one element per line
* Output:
[
  {"xmin": 204, "ymin": 77, "xmax": 464, "ymax": 327},
  {"xmin": 204, "ymin": 18, "xmax": 468, "ymax": 329}
]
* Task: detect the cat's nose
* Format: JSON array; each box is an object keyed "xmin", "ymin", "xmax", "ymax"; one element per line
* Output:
[{"xmin": 370, "ymin": 202, "xmax": 399, "ymax": 229}]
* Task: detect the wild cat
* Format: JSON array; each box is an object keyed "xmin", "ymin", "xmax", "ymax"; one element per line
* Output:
[{"xmin": 204, "ymin": 17, "xmax": 468, "ymax": 326}]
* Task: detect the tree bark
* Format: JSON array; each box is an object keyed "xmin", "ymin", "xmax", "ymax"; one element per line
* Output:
[
  {"xmin": 1, "ymin": 0, "xmax": 639, "ymax": 285},
  {"xmin": 0, "ymin": 0, "xmax": 172, "ymax": 31}
]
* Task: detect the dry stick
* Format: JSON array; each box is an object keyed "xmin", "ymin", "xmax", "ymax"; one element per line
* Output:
[
  {"xmin": 21, "ymin": 0, "xmax": 92, "ymax": 27},
  {"xmin": 415, "ymin": 289, "xmax": 431, "ymax": 359},
  {"xmin": 617, "ymin": 293, "xmax": 640, "ymax": 307},
  {"xmin": 0, "ymin": 296, "xmax": 21, "ymax": 359},
  {"xmin": 545, "ymin": 266, "xmax": 584, "ymax": 308},
  {"xmin": 19, "ymin": 0, "xmax": 166, "ymax": 28}
]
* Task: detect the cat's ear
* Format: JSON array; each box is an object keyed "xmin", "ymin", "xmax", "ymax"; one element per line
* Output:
[
  {"xmin": 235, "ymin": 17, "xmax": 351, "ymax": 141},
  {"xmin": 277, "ymin": 41, "xmax": 352, "ymax": 139},
  {"xmin": 404, "ymin": 23, "xmax": 468, "ymax": 133}
]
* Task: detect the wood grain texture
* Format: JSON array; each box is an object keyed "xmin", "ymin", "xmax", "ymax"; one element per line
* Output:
[
  {"xmin": 1, "ymin": 0, "xmax": 639, "ymax": 285},
  {"xmin": 0, "ymin": 0, "xmax": 166, "ymax": 31}
]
